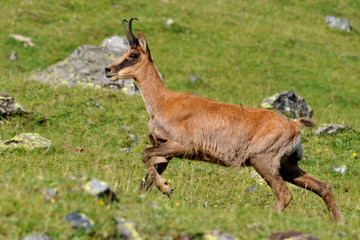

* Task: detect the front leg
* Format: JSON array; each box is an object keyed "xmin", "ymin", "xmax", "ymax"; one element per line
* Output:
[
  {"xmin": 140, "ymin": 140, "xmax": 186, "ymax": 196},
  {"xmin": 139, "ymin": 134, "xmax": 171, "ymax": 194},
  {"xmin": 139, "ymin": 157, "xmax": 170, "ymax": 194}
]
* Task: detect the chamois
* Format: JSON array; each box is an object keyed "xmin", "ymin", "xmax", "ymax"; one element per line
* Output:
[{"xmin": 105, "ymin": 18, "xmax": 344, "ymax": 223}]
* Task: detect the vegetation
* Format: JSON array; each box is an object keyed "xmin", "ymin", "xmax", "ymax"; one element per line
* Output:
[{"xmin": 0, "ymin": 0, "xmax": 359, "ymax": 239}]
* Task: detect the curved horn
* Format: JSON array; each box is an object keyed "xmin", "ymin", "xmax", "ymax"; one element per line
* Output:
[
  {"xmin": 128, "ymin": 17, "xmax": 139, "ymax": 46},
  {"xmin": 122, "ymin": 19, "xmax": 130, "ymax": 41},
  {"xmin": 122, "ymin": 18, "xmax": 139, "ymax": 47}
]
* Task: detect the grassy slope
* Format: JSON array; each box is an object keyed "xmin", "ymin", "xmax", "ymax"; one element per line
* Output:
[{"xmin": 0, "ymin": 0, "xmax": 359, "ymax": 239}]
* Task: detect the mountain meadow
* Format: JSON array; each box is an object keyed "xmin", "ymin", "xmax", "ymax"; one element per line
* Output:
[{"xmin": 0, "ymin": 0, "xmax": 359, "ymax": 239}]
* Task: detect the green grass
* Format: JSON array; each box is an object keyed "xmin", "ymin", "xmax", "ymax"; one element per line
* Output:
[{"xmin": 0, "ymin": 0, "xmax": 360, "ymax": 239}]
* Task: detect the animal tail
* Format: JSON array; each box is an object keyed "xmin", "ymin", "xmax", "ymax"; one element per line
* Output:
[{"xmin": 294, "ymin": 118, "xmax": 316, "ymax": 128}]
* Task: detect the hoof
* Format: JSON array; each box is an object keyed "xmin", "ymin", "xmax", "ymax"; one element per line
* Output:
[
  {"xmin": 139, "ymin": 179, "xmax": 146, "ymax": 194},
  {"xmin": 139, "ymin": 178, "xmax": 153, "ymax": 194},
  {"xmin": 166, "ymin": 188, "xmax": 174, "ymax": 198}
]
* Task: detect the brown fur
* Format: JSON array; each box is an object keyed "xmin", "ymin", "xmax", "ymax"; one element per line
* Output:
[{"xmin": 105, "ymin": 24, "xmax": 344, "ymax": 223}]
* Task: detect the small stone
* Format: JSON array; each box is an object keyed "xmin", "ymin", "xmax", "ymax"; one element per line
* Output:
[
  {"xmin": 128, "ymin": 134, "xmax": 138, "ymax": 142},
  {"xmin": 64, "ymin": 212, "xmax": 94, "ymax": 230},
  {"xmin": 269, "ymin": 231, "xmax": 318, "ymax": 240},
  {"xmin": 118, "ymin": 147, "xmax": 133, "ymax": 152},
  {"xmin": 20, "ymin": 234, "xmax": 52, "ymax": 240},
  {"xmin": 7, "ymin": 51, "xmax": 17, "ymax": 60},
  {"xmin": 246, "ymin": 186, "xmax": 258, "ymax": 193},
  {"xmin": 335, "ymin": 232, "xmax": 349, "ymax": 237},
  {"xmin": 115, "ymin": 217, "xmax": 142, "ymax": 240},
  {"xmin": 165, "ymin": 18, "xmax": 175, "ymax": 27},
  {"xmin": 314, "ymin": 124, "xmax": 348, "ymax": 136},
  {"xmin": 121, "ymin": 125, "xmax": 130, "ymax": 130},
  {"xmin": 325, "ymin": 16, "xmax": 352, "ymax": 32},
  {"xmin": 333, "ymin": 165, "xmax": 347, "ymax": 175},
  {"xmin": 10, "ymin": 34, "xmax": 35, "ymax": 47},
  {"xmin": 149, "ymin": 201, "xmax": 160, "ymax": 209},
  {"xmin": 246, "ymin": 222, "xmax": 265, "ymax": 231},
  {"xmin": 42, "ymin": 188, "xmax": 57, "ymax": 202},
  {"xmin": 203, "ymin": 230, "xmax": 238, "ymax": 240},
  {"xmin": 84, "ymin": 179, "xmax": 111, "ymax": 196},
  {"xmin": 189, "ymin": 75, "xmax": 200, "ymax": 83},
  {"xmin": 0, "ymin": 92, "xmax": 26, "ymax": 117}
]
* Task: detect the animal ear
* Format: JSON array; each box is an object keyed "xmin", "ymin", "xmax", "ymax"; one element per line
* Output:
[{"xmin": 137, "ymin": 30, "xmax": 148, "ymax": 53}]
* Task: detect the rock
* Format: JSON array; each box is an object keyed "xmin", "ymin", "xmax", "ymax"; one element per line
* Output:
[
  {"xmin": 84, "ymin": 179, "xmax": 118, "ymax": 202},
  {"xmin": 7, "ymin": 51, "xmax": 17, "ymax": 61},
  {"xmin": 333, "ymin": 165, "xmax": 347, "ymax": 175},
  {"xmin": 203, "ymin": 230, "xmax": 238, "ymax": 240},
  {"xmin": 165, "ymin": 18, "xmax": 175, "ymax": 27},
  {"xmin": 101, "ymin": 35, "xmax": 129, "ymax": 57},
  {"xmin": 0, "ymin": 133, "xmax": 52, "ymax": 150},
  {"xmin": 121, "ymin": 125, "xmax": 130, "ymax": 130},
  {"xmin": 42, "ymin": 188, "xmax": 57, "ymax": 202},
  {"xmin": 128, "ymin": 134, "xmax": 138, "ymax": 142},
  {"xmin": 149, "ymin": 201, "xmax": 160, "ymax": 209},
  {"xmin": 84, "ymin": 179, "xmax": 110, "ymax": 196},
  {"xmin": 19, "ymin": 234, "xmax": 52, "ymax": 240},
  {"xmin": 94, "ymin": 101, "xmax": 101, "ymax": 107},
  {"xmin": 260, "ymin": 90, "xmax": 313, "ymax": 119},
  {"xmin": 246, "ymin": 222, "xmax": 265, "ymax": 231},
  {"xmin": 189, "ymin": 75, "xmax": 200, "ymax": 83},
  {"xmin": 64, "ymin": 212, "xmax": 94, "ymax": 230},
  {"xmin": 84, "ymin": 179, "xmax": 109, "ymax": 194},
  {"xmin": 269, "ymin": 231, "xmax": 318, "ymax": 240},
  {"xmin": 246, "ymin": 186, "xmax": 258, "ymax": 193},
  {"xmin": 10, "ymin": 34, "xmax": 35, "ymax": 47},
  {"xmin": 0, "ymin": 93, "xmax": 26, "ymax": 117},
  {"xmin": 30, "ymin": 36, "xmax": 139, "ymax": 95},
  {"xmin": 115, "ymin": 217, "xmax": 142, "ymax": 240},
  {"xmin": 118, "ymin": 147, "xmax": 133, "ymax": 152},
  {"xmin": 314, "ymin": 124, "xmax": 348, "ymax": 136},
  {"xmin": 325, "ymin": 16, "xmax": 352, "ymax": 32}
]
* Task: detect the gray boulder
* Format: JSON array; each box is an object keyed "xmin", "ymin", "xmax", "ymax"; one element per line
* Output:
[
  {"xmin": 325, "ymin": 16, "xmax": 352, "ymax": 31},
  {"xmin": 0, "ymin": 133, "xmax": 52, "ymax": 150},
  {"xmin": 7, "ymin": 51, "xmax": 17, "ymax": 61},
  {"xmin": 30, "ymin": 36, "xmax": 138, "ymax": 95},
  {"xmin": 115, "ymin": 217, "xmax": 142, "ymax": 240},
  {"xmin": 20, "ymin": 234, "xmax": 52, "ymax": 240},
  {"xmin": 260, "ymin": 91, "xmax": 313, "ymax": 119},
  {"xmin": 314, "ymin": 124, "xmax": 348, "ymax": 136},
  {"xmin": 0, "ymin": 93, "xmax": 26, "ymax": 117}
]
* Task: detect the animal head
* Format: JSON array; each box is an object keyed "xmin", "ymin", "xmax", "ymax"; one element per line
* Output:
[{"xmin": 105, "ymin": 18, "xmax": 151, "ymax": 81}]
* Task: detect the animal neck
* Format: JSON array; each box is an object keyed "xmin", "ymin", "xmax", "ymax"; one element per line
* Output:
[{"xmin": 134, "ymin": 61, "xmax": 171, "ymax": 118}]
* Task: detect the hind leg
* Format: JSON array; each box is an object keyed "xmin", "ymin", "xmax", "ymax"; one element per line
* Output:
[
  {"xmin": 280, "ymin": 155, "xmax": 345, "ymax": 223},
  {"xmin": 250, "ymin": 156, "xmax": 293, "ymax": 212}
]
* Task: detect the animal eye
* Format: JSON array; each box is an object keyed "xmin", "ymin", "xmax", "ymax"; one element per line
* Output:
[{"xmin": 129, "ymin": 53, "xmax": 138, "ymax": 61}]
